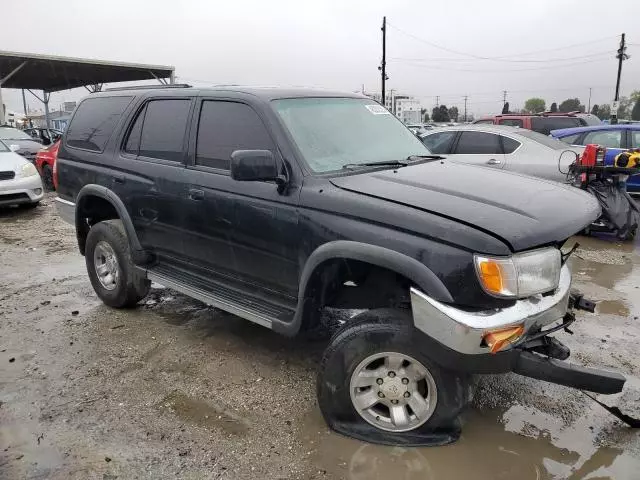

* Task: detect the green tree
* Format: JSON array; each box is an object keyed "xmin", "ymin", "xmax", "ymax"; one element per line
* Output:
[
  {"xmin": 449, "ymin": 106, "xmax": 459, "ymax": 121},
  {"xmin": 423, "ymin": 112, "xmax": 430, "ymax": 122},
  {"xmin": 524, "ymin": 98, "xmax": 546, "ymax": 113},
  {"xmin": 596, "ymin": 104, "xmax": 611, "ymax": 120},
  {"xmin": 630, "ymin": 90, "xmax": 640, "ymax": 103},
  {"xmin": 616, "ymin": 96, "xmax": 632, "ymax": 119},
  {"xmin": 632, "ymin": 99, "xmax": 640, "ymax": 121},
  {"xmin": 550, "ymin": 102, "xmax": 558, "ymax": 112},
  {"xmin": 502, "ymin": 102, "xmax": 510, "ymax": 114},
  {"xmin": 432, "ymin": 105, "xmax": 450, "ymax": 122},
  {"xmin": 559, "ymin": 98, "xmax": 584, "ymax": 113},
  {"xmin": 591, "ymin": 104, "xmax": 599, "ymax": 116}
]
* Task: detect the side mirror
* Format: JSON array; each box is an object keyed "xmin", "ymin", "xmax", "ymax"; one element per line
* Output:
[
  {"xmin": 9, "ymin": 144, "xmax": 20, "ymax": 152},
  {"xmin": 231, "ymin": 150, "xmax": 287, "ymax": 192}
]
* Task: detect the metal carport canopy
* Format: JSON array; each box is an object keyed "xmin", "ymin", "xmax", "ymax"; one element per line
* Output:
[{"xmin": 0, "ymin": 50, "xmax": 174, "ymax": 92}]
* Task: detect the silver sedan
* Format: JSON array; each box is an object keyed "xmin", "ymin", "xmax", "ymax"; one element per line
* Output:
[
  {"xmin": 419, "ymin": 125, "xmax": 584, "ymax": 182},
  {"xmin": 0, "ymin": 141, "xmax": 44, "ymax": 208}
]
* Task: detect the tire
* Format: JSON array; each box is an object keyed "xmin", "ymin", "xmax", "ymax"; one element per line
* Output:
[
  {"xmin": 317, "ymin": 308, "xmax": 471, "ymax": 446},
  {"xmin": 85, "ymin": 219, "xmax": 150, "ymax": 308},
  {"xmin": 42, "ymin": 164, "xmax": 55, "ymax": 191}
]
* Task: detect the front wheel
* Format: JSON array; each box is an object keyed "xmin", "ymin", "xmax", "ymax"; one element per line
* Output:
[
  {"xmin": 85, "ymin": 219, "xmax": 150, "ymax": 308},
  {"xmin": 317, "ymin": 309, "xmax": 471, "ymax": 446}
]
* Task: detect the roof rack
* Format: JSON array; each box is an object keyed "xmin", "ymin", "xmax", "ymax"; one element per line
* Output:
[
  {"xmin": 104, "ymin": 83, "xmax": 192, "ymax": 92},
  {"xmin": 540, "ymin": 110, "xmax": 580, "ymax": 117}
]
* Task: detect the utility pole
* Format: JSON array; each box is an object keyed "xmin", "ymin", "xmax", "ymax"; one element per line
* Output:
[
  {"xmin": 502, "ymin": 90, "xmax": 507, "ymax": 107},
  {"xmin": 435, "ymin": 95, "xmax": 439, "ymax": 107},
  {"xmin": 463, "ymin": 95, "xmax": 468, "ymax": 122},
  {"xmin": 588, "ymin": 87, "xmax": 592, "ymax": 113},
  {"xmin": 612, "ymin": 33, "xmax": 628, "ymax": 125},
  {"xmin": 380, "ymin": 16, "xmax": 387, "ymax": 105}
]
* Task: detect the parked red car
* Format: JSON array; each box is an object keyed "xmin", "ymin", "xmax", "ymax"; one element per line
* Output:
[
  {"xmin": 473, "ymin": 111, "xmax": 600, "ymax": 135},
  {"xmin": 35, "ymin": 140, "xmax": 60, "ymax": 190}
]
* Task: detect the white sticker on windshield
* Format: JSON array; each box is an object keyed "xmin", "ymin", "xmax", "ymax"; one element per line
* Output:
[{"xmin": 365, "ymin": 104, "xmax": 391, "ymax": 115}]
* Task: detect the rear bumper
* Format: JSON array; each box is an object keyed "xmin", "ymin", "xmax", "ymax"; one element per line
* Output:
[
  {"xmin": 54, "ymin": 197, "xmax": 75, "ymax": 225},
  {"xmin": 0, "ymin": 175, "xmax": 44, "ymax": 206}
]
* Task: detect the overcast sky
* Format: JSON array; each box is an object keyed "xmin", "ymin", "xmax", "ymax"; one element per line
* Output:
[{"xmin": 2, "ymin": 0, "xmax": 639, "ymax": 117}]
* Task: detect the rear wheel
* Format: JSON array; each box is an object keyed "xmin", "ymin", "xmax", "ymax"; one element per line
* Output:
[
  {"xmin": 317, "ymin": 309, "xmax": 471, "ymax": 444},
  {"xmin": 85, "ymin": 219, "xmax": 150, "ymax": 308},
  {"xmin": 42, "ymin": 164, "xmax": 55, "ymax": 191}
]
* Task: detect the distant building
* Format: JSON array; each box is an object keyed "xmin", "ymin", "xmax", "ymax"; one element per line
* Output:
[
  {"xmin": 27, "ymin": 101, "xmax": 76, "ymax": 130},
  {"xmin": 366, "ymin": 91, "xmax": 421, "ymax": 124}
]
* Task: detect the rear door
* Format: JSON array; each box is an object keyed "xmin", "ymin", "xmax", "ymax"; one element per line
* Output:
[
  {"xmin": 114, "ymin": 96, "xmax": 194, "ymax": 259},
  {"xmin": 449, "ymin": 130, "xmax": 506, "ymax": 169}
]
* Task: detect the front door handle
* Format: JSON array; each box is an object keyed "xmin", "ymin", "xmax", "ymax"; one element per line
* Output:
[
  {"xmin": 189, "ymin": 189, "xmax": 204, "ymax": 201},
  {"xmin": 486, "ymin": 159, "xmax": 502, "ymax": 165}
]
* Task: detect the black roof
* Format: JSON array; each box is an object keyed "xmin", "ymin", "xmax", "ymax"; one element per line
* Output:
[
  {"xmin": 0, "ymin": 50, "xmax": 174, "ymax": 92},
  {"xmin": 92, "ymin": 85, "xmax": 367, "ymax": 101}
]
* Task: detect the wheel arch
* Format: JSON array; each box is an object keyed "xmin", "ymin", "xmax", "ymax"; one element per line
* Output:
[
  {"xmin": 75, "ymin": 184, "xmax": 145, "ymax": 261},
  {"xmin": 272, "ymin": 241, "xmax": 453, "ymax": 337}
]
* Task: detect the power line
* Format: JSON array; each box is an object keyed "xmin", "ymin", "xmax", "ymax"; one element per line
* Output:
[
  {"xmin": 387, "ymin": 22, "xmax": 617, "ymax": 63},
  {"xmin": 388, "ymin": 56, "xmax": 611, "ymax": 73},
  {"xmin": 388, "ymin": 51, "xmax": 612, "ymax": 64}
]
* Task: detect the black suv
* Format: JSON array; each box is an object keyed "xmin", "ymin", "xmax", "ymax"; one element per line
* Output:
[{"xmin": 55, "ymin": 85, "xmax": 625, "ymax": 445}]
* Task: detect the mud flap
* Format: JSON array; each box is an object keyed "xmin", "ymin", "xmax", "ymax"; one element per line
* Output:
[{"xmin": 324, "ymin": 418, "xmax": 461, "ymax": 447}]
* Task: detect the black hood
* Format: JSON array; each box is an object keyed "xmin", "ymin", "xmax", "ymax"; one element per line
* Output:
[{"xmin": 330, "ymin": 161, "xmax": 600, "ymax": 252}]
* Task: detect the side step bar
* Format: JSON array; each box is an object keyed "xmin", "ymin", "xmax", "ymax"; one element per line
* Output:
[{"xmin": 145, "ymin": 268, "xmax": 295, "ymax": 330}]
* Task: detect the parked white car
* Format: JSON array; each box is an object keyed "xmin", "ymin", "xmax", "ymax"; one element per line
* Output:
[
  {"xmin": 419, "ymin": 125, "xmax": 584, "ymax": 182},
  {"xmin": 0, "ymin": 140, "xmax": 44, "ymax": 208}
]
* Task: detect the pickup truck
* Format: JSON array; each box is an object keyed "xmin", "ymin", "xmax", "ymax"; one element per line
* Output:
[{"xmin": 54, "ymin": 85, "xmax": 625, "ymax": 445}]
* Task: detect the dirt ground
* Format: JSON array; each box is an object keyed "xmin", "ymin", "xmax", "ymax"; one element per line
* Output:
[{"xmin": 1, "ymin": 194, "xmax": 639, "ymax": 480}]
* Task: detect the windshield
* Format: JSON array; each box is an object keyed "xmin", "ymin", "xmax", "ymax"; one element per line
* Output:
[
  {"xmin": 515, "ymin": 129, "xmax": 574, "ymax": 150},
  {"xmin": 272, "ymin": 97, "xmax": 430, "ymax": 173},
  {"xmin": 0, "ymin": 140, "xmax": 9, "ymax": 152},
  {"xmin": 0, "ymin": 127, "xmax": 33, "ymax": 141}
]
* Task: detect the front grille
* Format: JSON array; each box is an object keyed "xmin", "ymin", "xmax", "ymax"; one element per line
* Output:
[
  {"xmin": 0, "ymin": 193, "xmax": 29, "ymax": 203},
  {"xmin": 0, "ymin": 171, "xmax": 16, "ymax": 181}
]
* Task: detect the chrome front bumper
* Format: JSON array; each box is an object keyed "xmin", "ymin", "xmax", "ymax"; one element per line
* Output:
[
  {"xmin": 54, "ymin": 197, "xmax": 75, "ymax": 225},
  {"xmin": 410, "ymin": 265, "xmax": 572, "ymax": 355}
]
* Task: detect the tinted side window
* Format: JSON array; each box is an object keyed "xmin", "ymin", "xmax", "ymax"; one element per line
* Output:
[
  {"xmin": 455, "ymin": 131, "xmax": 502, "ymax": 154},
  {"xmin": 196, "ymin": 101, "xmax": 274, "ymax": 170},
  {"xmin": 582, "ymin": 130, "xmax": 623, "ymax": 148},
  {"xmin": 124, "ymin": 106, "xmax": 145, "ymax": 155},
  {"xmin": 499, "ymin": 119, "xmax": 523, "ymax": 128},
  {"xmin": 531, "ymin": 117, "xmax": 582, "ymax": 135},
  {"xmin": 421, "ymin": 131, "xmax": 456, "ymax": 154},
  {"xmin": 473, "ymin": 119, "xmax": 494, "ymax": 125},
  {"xmin": 139, "ymin": 100, "xmax": 191, "ymax": 162},
  {"xmin": 66, "ymin": 96, "xmax": 133, "ymax": 151},
  {"xmin": 501, "ymin": 136, "xmax": 521, "ymax": 154}
]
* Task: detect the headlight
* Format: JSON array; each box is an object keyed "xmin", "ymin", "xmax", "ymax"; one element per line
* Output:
[
  {"xmin": 474, "ymin": 248, "xmax": 561, "ymax": 298},
  {"xmin": 20, "ymin": 162, "xmax": 38, "ymax": 177}
]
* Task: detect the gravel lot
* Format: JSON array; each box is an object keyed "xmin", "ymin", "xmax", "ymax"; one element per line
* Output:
[{"xmin": 1, "ymin": 195, "xmax": 639, "ymax": 479}]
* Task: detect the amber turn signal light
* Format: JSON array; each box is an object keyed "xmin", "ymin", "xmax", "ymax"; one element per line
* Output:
[{"xmin": 483, "ymin": 325, "xmax": 524, "ymax": 354}]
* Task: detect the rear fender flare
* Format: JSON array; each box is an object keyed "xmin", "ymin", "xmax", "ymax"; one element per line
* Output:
[
  {"xmin": 272, "ymin": 240, "xmax": 453, "ymax": 336},
  {"xmin": 75, "ymin": 184, "xmax": 144, "ymax": 256}
]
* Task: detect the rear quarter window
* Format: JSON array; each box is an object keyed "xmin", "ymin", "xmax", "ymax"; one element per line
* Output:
[
  {"xmin": 531, "ymin": 117, "xmax": 582, "ymax": 135},
  {"xmin": 66, "ymin": 96, "xmax": 133, "ymax": 152}
]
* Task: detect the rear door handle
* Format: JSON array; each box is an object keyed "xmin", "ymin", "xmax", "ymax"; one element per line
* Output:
[
  {"xmin": 189, "ymin": 189, "xmax": 204, "ymax": 201},
  {"xmin": 486, "ymin": 159, "xmax": 502, "ymax": 165}
]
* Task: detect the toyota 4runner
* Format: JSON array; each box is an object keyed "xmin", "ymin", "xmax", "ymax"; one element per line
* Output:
[{"xmin": 55, "ymin": 85, "xmax": 625, "ymax": 445}]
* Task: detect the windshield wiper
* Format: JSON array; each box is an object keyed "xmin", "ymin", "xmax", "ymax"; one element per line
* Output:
[
  {"xmin": 342, "ymin": 160, "xmax": 409, "ymax": 170},
  {"xmin": 406, "ymin": 154, "xmax": 445, "ymax": 161}
]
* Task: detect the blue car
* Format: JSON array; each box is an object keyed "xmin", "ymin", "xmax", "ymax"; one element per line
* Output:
[{"xmin": 550, "ymin": 124, "xmax": 640, "ymax": 192}]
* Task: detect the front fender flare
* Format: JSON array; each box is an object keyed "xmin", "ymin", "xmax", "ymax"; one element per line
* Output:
[{"xmin": 272, "ymin": 240, "xmax": 453, "ymax": 336}]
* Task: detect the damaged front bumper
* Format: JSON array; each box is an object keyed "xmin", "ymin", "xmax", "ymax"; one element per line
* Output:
[{"xmin": 410, "ymin": 265, "xmax": 626, "ymax": 395}]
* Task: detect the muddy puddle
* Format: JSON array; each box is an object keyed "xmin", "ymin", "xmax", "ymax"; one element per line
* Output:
[{"xmin": 300, "ymin": 404, "xmax": 638, "ymax": 480}]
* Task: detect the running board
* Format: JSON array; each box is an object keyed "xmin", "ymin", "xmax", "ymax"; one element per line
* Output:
[{"xmin": 145, "ymin": 266, "xmax": 296, "ymax": 330}]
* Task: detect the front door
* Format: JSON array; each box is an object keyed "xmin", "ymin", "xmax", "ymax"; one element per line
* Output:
[{"xmin": 181, "ymin": 98, "xmax": 300, "ymax": 297}]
